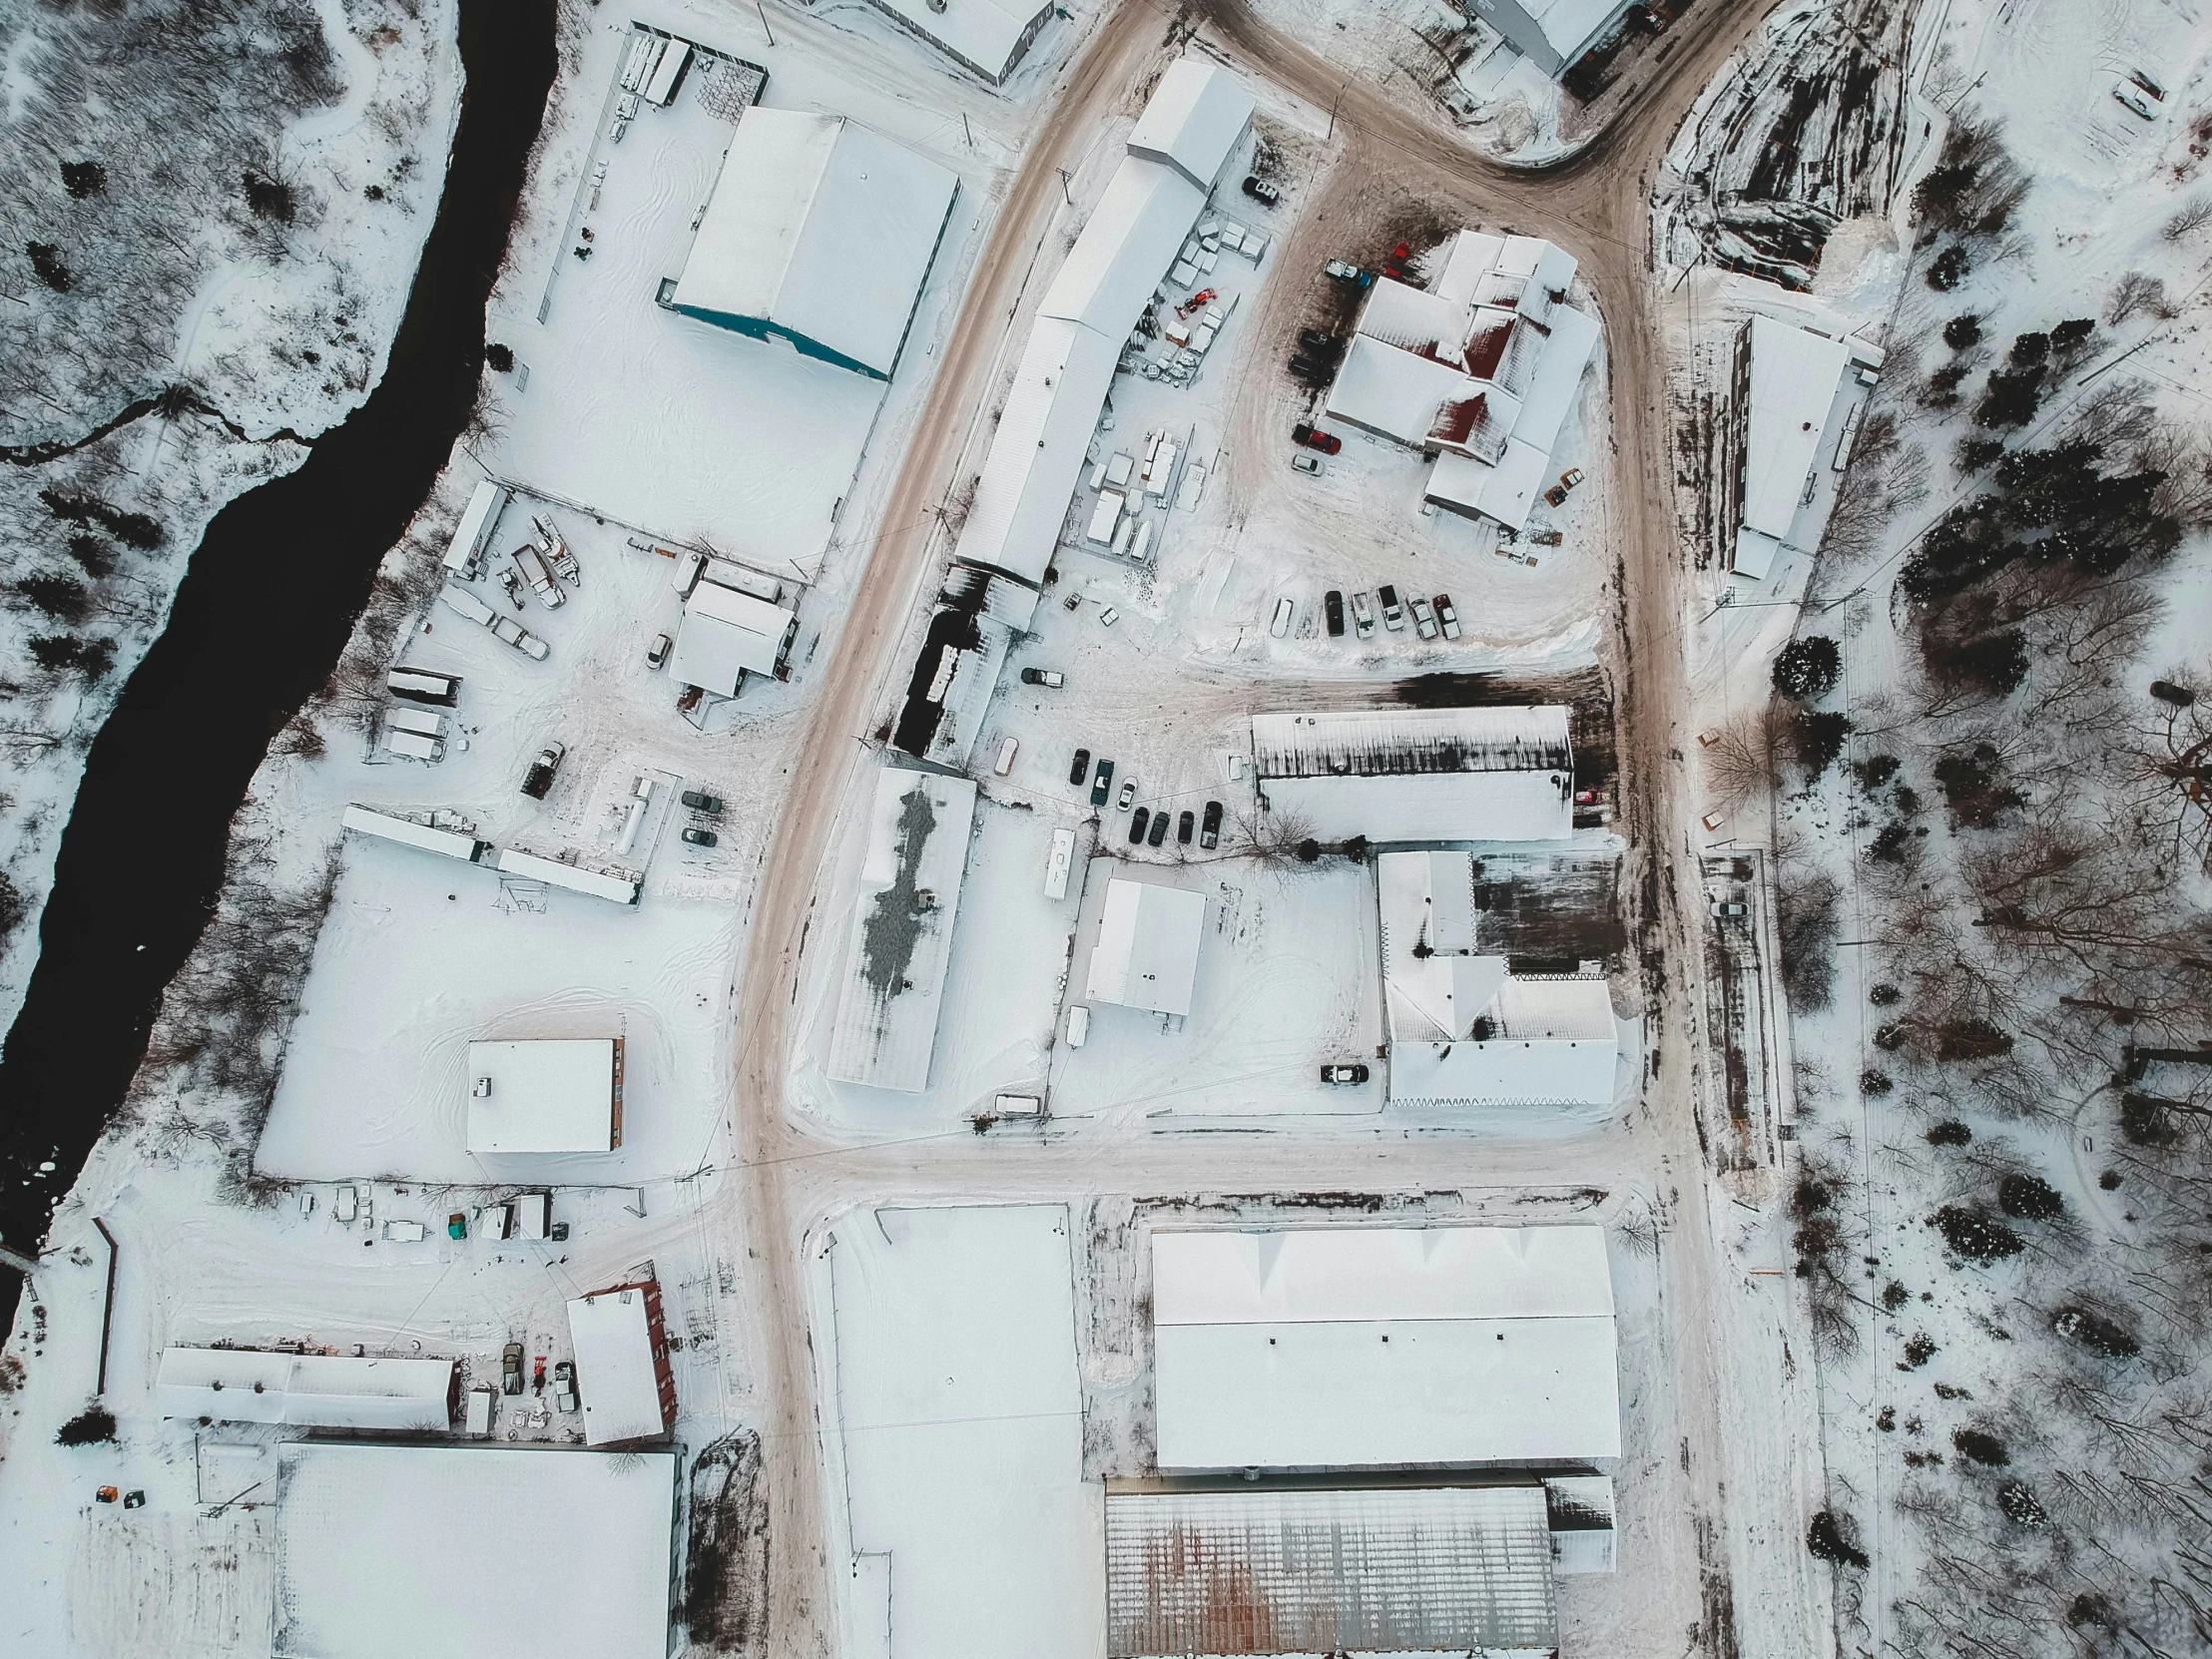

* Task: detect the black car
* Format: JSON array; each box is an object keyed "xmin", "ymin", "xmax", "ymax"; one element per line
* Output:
[
  {"xmin": 1090, "ymin": 758, "xmax": 1115, "ymax": 807},
  {"xmin": 1200, "ymin": 800, "xmax": 1223, "ymax": 849},
  {"xmin": 1019, "ymin": 667, "xmax": 1065, "ymax": 688},
  {"xmin": 681, "ymin": 789, "xmax": 722, "ymax": 813},
  {"xmin": 1321, "ymin": 1063, "xmax": 1371, "ymax": 1085},
  {"xmin": 1324, "ymin": 590, "xmax": 1345, "ymax": 637},
  {"xmin": 1241, "ymin": 174, "xmax": 1280, "ymax": 206},
  {"xmin": 1147, "ymin": 809, "xmax": 1170, "ymax": 846},
  {"xmin": 1298, "ymin": 326, "xmax": 1336, "ymax": 351},
  {"xmin": 1069, "ymin": 747, "xmax": 1091, "ymax": 786},
  {"xmin": 1128, "ymin": 807, "xmax": 1150, "ymax": 844},
  {"xmin": 1177, "ymin": 810, "xmax": 1195, "ymax": 844},
  {"xmin": 682, "ymin": 827, "xmax": 718, "ymax": 847}
]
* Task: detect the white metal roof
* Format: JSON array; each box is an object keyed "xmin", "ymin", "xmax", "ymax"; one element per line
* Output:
[
  {"xmin": 1087, "ymin": 877, "xmax": 1206, "ymax": 1015},
  {"xmin": 1511, "ymin": 302, "xmax": 1599, "ymax": 454},
  {"xmin": 860, "ymin": 0, "xmax": 1050, "ymax": 80},
  {"xmin": 494, "ymin": 848, "xmax": 641, "ymax": 906},
  {"xmin": 1040, "ymin": 160, "xmax": 1202, "ymax": 332},
  {"xmin": 1151, "ymin": 1225, "xmax": 1620, "ymax": 1469},
  {"xmin": 1325, "ymin": 332, "xmax": 1469, "ymax": 446},
  {"xmin": 465, "ymin": 1038, "xmax": 617, "ymax": 1153},
  {"xmin": 1741, "ymin": 313, "xmax": 1850, "ymax": 541},
  {"xmin": 827, "ymin": 764, "xmax": 979, "ymax": 1092},
  {"xmin": 1255, "ymin": 705, "xmax": 1571, "ymax": 781},
  {"xmin": 157, "ymin": 1348, "xmax": 455, "ymax": 1431},
  {"xmin": 1264, "ymin": 769, "xmax": 1573, "ymax": 843},
  {"xmin": 1544, "ymin": 1473, "xmax": 1617, "ymax": 1574},
  {"xmin": 1104, "ymin": 1483, "xmax": 1558, "ymax": 1657},
  {"xmin": 274, "ymin": 1441, "xmax": 677, "ymax": 1659},
  {"xmin": 1124, "ymin": 57, "xmax": 1255, "ymax": 191},
  {"xmin": 566, "ymin": 1283, "xmax": 671, "ymax": 1446},
  {"xmin": 341, "ymin": 805, "xmax": 484, "ymax": 863},
  {"xmin": 674, "ymin": 108, "xmax": 958, "ymax": 378},
  {"xmin": 1526, "ymin": 0, "xmax": 1634, "ymax": 61},
  {"xmin": 1424, "ymin": 435, "xmax": 1554, "ymax": 533},
  {"xmin": 669, "ymin": 578, "xmax": 796, "ymax": 696}
]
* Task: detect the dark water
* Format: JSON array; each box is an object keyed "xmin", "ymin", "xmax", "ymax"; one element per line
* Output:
[{"xmin": 0, "ymin": 0, "xmax": 555, "ymax": 1332}]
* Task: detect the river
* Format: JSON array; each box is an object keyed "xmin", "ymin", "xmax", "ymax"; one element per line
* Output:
[{"xmin": 0, "ymin": 0, "xmax": 556, "ymax": 1327}]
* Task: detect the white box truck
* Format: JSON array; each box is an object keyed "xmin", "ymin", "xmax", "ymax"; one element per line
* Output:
[{"xmin": 441, "ymin": 481, "xmax": 509, "ymax": 579}]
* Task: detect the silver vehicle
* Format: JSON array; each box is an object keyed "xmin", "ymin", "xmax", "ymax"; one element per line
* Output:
[
  {"xmin": 1377, "ymin": 584, "xmax": 1405, "ymax": 631},
  {"xmin": 1350, "ymin": 591, "xmax": 1376, "ymax": 639},
  {"xmin": 1409, "ymin": 596, "xmax": 1438, "ymax": 640},
  {"xmin": 1291, "ymin": 453, "xmax": 1323, "ymax": 475}
]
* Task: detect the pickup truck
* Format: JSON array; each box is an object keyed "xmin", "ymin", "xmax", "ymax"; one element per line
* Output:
[
  {"xmin": 521, "ymin": 742, "xmax": 565, "ymax": 800},
  {"xmin": 1019, "ymin": 667, "xmax": 1065, "ymax": 688},
  {"xmin": 1377, "ymin": 584, "xmax": 1406, "ymax": 631},
  {"xmin": 510, "ymin": 543, "xmax": 564, "ymax": 608},
  {"xmin": 1351, "ymin": 591, "xmax": 1376, "ymax": 638},
  {"xmin": 1410, "ymin": 596, "xmax": 1438, "ymax": 640}
]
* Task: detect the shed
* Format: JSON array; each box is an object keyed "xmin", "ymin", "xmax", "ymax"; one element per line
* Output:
[
  {"xmin": 464, "ymin": 1037, "xmax": 624, "ymax": 1154},
  {"xmin": 566, "ymin": 1280, "xmax": 677, "ymax": 1447},
  {"xmin": 669, "ymin": 108, "xmax": 958, "ymax": 380},
  {"xmin": 1086, "ymin": 878, "xmax": 1205, "ymax": 1016}
]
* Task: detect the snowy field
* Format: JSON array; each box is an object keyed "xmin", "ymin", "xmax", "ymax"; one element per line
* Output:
[{"xmin": 816, "ymin": 1204, "xmax": 1100, "ymax": 1659}]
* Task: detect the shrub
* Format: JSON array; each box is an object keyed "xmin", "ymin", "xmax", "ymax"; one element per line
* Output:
[
  {"xmin": 1861, "ymin": 1068, "xmax": 1894, "ymax": 1095},
  {"xmin": 1997, "ymin": 1173, "xmax": 2063, "ymax": 1220},
  {"xmin": 1927, "ymin": 1120, "xmax": 1972, "ymax": 1145},
  {"xmin": 1893, "ymin": 784, "xmax": 1922, "ymax": 815},
  {"xmin": 1869, "ymin": 983, "xmax": 1901, "ymax": 1006},
  {"xmin": 1866, "ymin": 824, "xmax": 1911, "ymax": 863},
  {"xmin": 1934, "ymin": 744, "xmax": 2021, "ymax": 829},
  {"xmin": 485, "ymin": 341, "xmax": 515, "ymax": 372},
  {"xmin": 1936, "ymin": 1018, "xmax": 2012, "ymax": 1061},
  {"xmin": 26, "ymin": 240, "xmax": 72, "ymax": 292},
  {"xmin": 1807, "ymin": 1509, "xmax": 1870, "ymax": 1569},
  {"xmin": 1974, "ymin": 365, "xmax": 2045, "ymax": 429},
  {"xmin": 1774, "ymin": 637, "xmax": 1842, "ymax": 700},
  {"xmin": 1874, "ymin": 1022, "xmax": 1905, "ymax": 1051},
  {"xmin": 1942, "ymin": 313, "xmax": 1981, "ymax": 350},
  {"xmin": 1952, "ymin": 1427, "xmax": 2009, "ymax": 1464},
  {"xmin": 1932, "ymin": 1206, "xmax": 2023, "ymax": 1262},
  {"xmin": 55, "ymin": 1406, "xmax": 117, "ymax": 1445},
  {"xmin": 1794, "ymin": 711, "xmax": 1852, "ymax": 777},
  {"xmin": 2008, "ymin": 331, "xmax": 2049, "ymax": 366},
  {"xmin": 1928, "ymin": 245, "xmax": 1969, "ymax": 290},
  {"xmin": 2051, "ymin": 1305, "xmax": 2137, "ymax": 1358},
  {"xmin": 1997, "ymin": 1483, "xmax": 2047, "ymax": 1526},
  {"xmin": 1883, "ymin": 1280, "xmax": 1910, "ymax": 1310},
  {"xmin": 1853, "ymin": 755, "xmax": 1899, "ymax": 792},
  {"xmin": 1923, "ymin": 360, "xmax": 1970, "ymax": 408},
  {"xmin": 1900, "ymin": 1333, "xmax": 1937, "ymax": 1368},
  {"xmin": 60, "ymin": 160, "xmax": 107, "ymax": 198}
]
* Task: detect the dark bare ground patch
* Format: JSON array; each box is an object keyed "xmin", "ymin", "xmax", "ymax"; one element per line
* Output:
[{"xmin": 685, "ymin": 1429, "xmax": 769, "ymax": 1655}]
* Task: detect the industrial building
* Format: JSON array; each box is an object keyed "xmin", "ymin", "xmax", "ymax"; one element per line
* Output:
[
  {"xmin": 1252, "ymin": 706, "xmax": 1575, "ymax": 843},
  {"xmin": 1727, "ymin": 313, "xmax": 1857, "ymax": 579},
  {"xmin": 566, "ymin": 1279, "xmax": 678, "ymax": 1447},
  {"xmin": 341, "ymin": 804, "xmax": 489, "ymax": 865},
  {"xmin": 1379, "ymin": 850, "xmax": 1618, "ymax": 1108},
  {"xmin": 858, "ymin": 0, "xmax": 1054, "ymax": 83},
  {"xmin": 156, "ymin": 1348, "xmax": 458, "ymax": 1431},
  {"xmin": 1317, "ymin": 230, "xmax": 1598, "ymax": 532},
  {"xmin": 1086, "ymin": 877, "xmax": 1207, "ymax": 1017},
  {"xmin": 666, "ymin": 107, "xmax": 959, "ymax": 380},
  {"xmin": 1150, "ymin": 1225, "xmax": 1621, "ymax": 1470},
  {"xmin": 1464, "ymin": 0, "xmax": 1636, "ymax": 77},
  {"xmin": 669, "ymin": 569, "xmax": 799, "ymax": 698},
  {"xmin": 272, "ymin": 1441, "xmax": 679, "ymax": 1659},
  {"xmin": 826, "ymin": 763, "xmax": 979, "ymax": 1092},
  {"xmin": 493, "ymin": 847, "xmax": 643, "ymax": 906},
  {"xmin": 464, "ymin": 1037, "xmax": 625, "ymax": 1154}
]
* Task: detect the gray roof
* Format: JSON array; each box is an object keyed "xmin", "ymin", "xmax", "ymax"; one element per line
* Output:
[
  {"xmin": 1251, "ymin": 706, "xmax": 1572, "ymax": 781},
  {"xmin": 1104, "ymin": 1482, "xmax": 1558, "ymax": 1656}
]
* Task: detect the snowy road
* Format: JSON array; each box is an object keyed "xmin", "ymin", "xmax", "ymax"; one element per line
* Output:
[{"xmin": 718, "ymin": 0, "xmax": 1828, "ymax": 1654}]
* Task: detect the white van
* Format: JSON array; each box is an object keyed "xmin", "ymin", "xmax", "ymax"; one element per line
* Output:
[{"xmin": 994, "ymin": 737, "xmax": 1018, "ymax": 776}]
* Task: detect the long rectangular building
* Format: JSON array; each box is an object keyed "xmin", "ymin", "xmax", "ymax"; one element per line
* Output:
[
  {"xmin": 157, "ymin": 1348, "xmax": 457, "ymax": 1431},
  {"xmin": 1252, "ymin": 706, "xmax": 1574, "ymax": 843},
  {"xmin": 1151, "ymin": 1225, "xmax": 1620, "ymax": 1470}
]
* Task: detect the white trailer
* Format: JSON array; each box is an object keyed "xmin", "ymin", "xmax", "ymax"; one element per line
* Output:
[
  {"xmin": 1086, "ymin": 490, "xmax": 1124, "ymax": 545},
  {"xmin": 382, "ymin": 728, "xmax": 443, "ymax": 763},
  {"xmin": 495, "ymin": 847, "xmax": 641, "ymax": 906},
  {"xmin": 439, "ymin": 583, "xmax": 496, "ymax": 626},
  {"xmin": 388, "ymin": 667, "xmax": 459, "ymax": 706},
  {"xmin": 441, "ymin": 482, "xmax": 509, "ymax": 578},
  {"xmin": 385, "ymin": 707, "xmax": 444, "ymax": 739},
  {"xmin": 642, "ymin": 38, "xmax": 692, "ymax": 105},
  {"xmin": 1044, "ymin": 829, "xmax": 1075, "ymax": 900}
]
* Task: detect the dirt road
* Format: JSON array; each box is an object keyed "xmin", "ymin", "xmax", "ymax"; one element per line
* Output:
[{"xmin": 723, "ymin": 0, "xmax": 1808, "ymax": 1652}]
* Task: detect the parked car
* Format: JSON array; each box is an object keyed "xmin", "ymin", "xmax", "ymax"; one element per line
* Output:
[
  {"xmin": 1090, "ymin": 758, "xmax": 1114, "ymax": 807},
  {"xmin": 1409, "ymin": 596, "xmax": 1438, "ymax": 640},
  {"xmin": 1271, "ymin": 596, "xmax": 1295, "ymax": 638},
  {"xmin": 1147, "ymin": 810, "xmax": 1170, "ymax": 847},
  {"xmin": 994, "ymin": 737, "xmax": 1018, "ymax": 776},
  {"xmin": 1434, "ymin": 594, "xmax": 1461, "ymax": 639},
  {"xmin": 1292, "ymin": 423, "xmax": 1342, "ymax": 454},
  {"xmin": 646, "ymin": 632, "xmax": 672, "ymax": 670},
  {"xmin": 1070, "ymin": 747, "xmax": 1092, "ymax": 787},
  {"xmin": 1098, "ymin": 606, "xmax": 1120, "ymax": 627},
  {"xmin": 520, "ymin": 741, "xmax": 565, "ymax": 800},
  {"xmin": 2114, "ymin": 81, "xmax": 2158, "ymax": 119},
  {"xmin": 1117, "ymin": 779, "xmax": 1137, "ymax": 811},
  {"xmin": 1321, "ymin": 1063, "xmax": 1371, "ymax": 1085},
  {"xmin": 1241, "ymin": 174, "xmax": 1280, "ymax": 206},
  {"xmin": 1291, "ymin": 453, "xmax": 1324, "ymax": 476},
  {"xmin": 1544, "ymin": 467, "xmax": 1586, "ymax": 507},
  {"xmin": 1711, "ymin": 898, "xmax": 1748, "ymax": 918},
  {"xmin": 1378, "ymin": 584, "xmax": 1405, "ymax": 630},
  {"xmin": 1324, "ymin": 260, "xmax": 1372, "ymax": 285},
  {"xmin": 681, "ymin": 789, "xmax": 722, "ymax": 813},
  {"xmin": 1297, "ymin": 326, "xmax": 1337, "ymax": 350},
  {"xmin": 502, "ymin": 1342, "xmax": 524, "ymax": 1396},
  {"xmin": 1128, "ymin": 807, "xmax": 1151, "ymax": 844},
  {"xmin": 1200, "ymin": 800, "xmax": 1224, "ymax": 850},
  {"xmin": 1177, "ymin": 810, "xmax": 1195, "ymax": 845},
  {"xmin": 1351, "ymin": 590, "xmax": 1377, "ymax": 638},
  {"xmin": 552, "ymin": 1360, "xmax": 578, "ymax": 1414},
  {"xmin": 1019, "ymin": 667, "xmax": 1065, "ymax": 687},
  {"xmin": 682, "ymin": 827, "xmax": 718, "ymax": 847},
  {"xmin": 1325, "ymin": 589, "xmax": 1345, "ymax": 637}
]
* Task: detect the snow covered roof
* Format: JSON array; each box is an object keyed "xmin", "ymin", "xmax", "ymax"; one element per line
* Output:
[
  {"xmin": 1150, "ymin": 1225, "xmax": 1621, "ymax": 1469},
  {"xmin": 1325, "ymin": 333, "xmax": 1471, "ymax": 446},
  {"xmin": 465, "ymin": 1038, "xmax": 620, "ymax": 1153},
  {"xmin": 157, "ymin": 1349, "xmax": 455, "ymax": 1430},
  {"xmin": 1511, "ymin": 303, "xmax": 1599, "ymax": 453},
  {"xmin": 493, "ymin": 848, "xmax": 641, "ymax": 906},
  {"xmin": 827, "ymin": 765, "xmax": 979, "ymax": 1092},
  {"xmin": 566, "ymin": 1281, "xmax": 675, "ymax": 1446},
  {"xmin": 1040, "ymin": 160, "xmax": 1203, "ymax": 332},
  {"xmin": 1739, "ymin": 313, "xmax": 1851, "ymax": 545},
  {"xmin": 857, "ymin": 0, "xmax": 1053, "ymax": 82},
  {"xmin": 1545, "ymin": 1473, "xmax": 1617, "ymax": 1574},
  {"xmin": 1087, "ymin": 878, "xmax": 1206, "ymax": 1015},
  {"xmin": 1125, "ymin": 57, "xmax": 1255, "ymax": 191},
  {"xmin": 1251, "ymin": 706, "xmax": 1574, "ymax": 843},
  {"xmin": 672, "ymin": 108, "xmax": 959, "ymax": 379},
  {"xmin": 1104, "ymin": 1482, "xmax": 1559, "ymax": 1657},
  {"xmin": 1523, "ymin": 0, "xmax": 1634, "ymax": 64},
  {"xmin": 341, "ymin": 804, "xmax": 487, "ymax": 864},
  {"xmin": 274, "ymin": 1441, "xmax": 678, "ymax": 1659},
  {"xmin": 670, "ymin": 578, "xmax": 797, "ymax": 697},
  {"xmin": 1425, "ymin": 437, "xmax": 1556, "ymax": 533}
]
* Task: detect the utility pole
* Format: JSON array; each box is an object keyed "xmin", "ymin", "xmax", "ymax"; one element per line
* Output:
[
  {"xmin": 1057, "ymin": 168, "xmax": 1073, "ymax": 207},
  {"xmin": 962, "ymin": 112, "xmax": 972, "ymax": 147},
  {"xmin": 1328, "ymin": 82, "xmax": 1345, "ymax": 142},
  {"xmin": 757, "ymin": 0, "xmax": 775, "ymax": 46}
]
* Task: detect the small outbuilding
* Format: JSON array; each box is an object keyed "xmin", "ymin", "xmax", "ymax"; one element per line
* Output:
[
  {"xmin": 1729, "ymin": 313, "xmax": 1853, "ymax": 579},
  {"xmin": 566, "ymin": 1279, "xmax": 678, "ymax": 1447},
  {"xmin": 667, "ymin": 107, "xmax": 958, "ymax": 380},
  {"xmin": 669, "ymin": 576, "xmax": 799, "ymax": 698},
  {"xmin": 465, "ymin": 1037, "xmax": 624, "ymax": 1154},
  {"xmin": 1086, "ymin": 878, "xmax": 1206, "ymax": 1017}
]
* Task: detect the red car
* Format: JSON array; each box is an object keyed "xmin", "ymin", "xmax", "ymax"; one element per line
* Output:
[{"xmin": 1292, "ymin": 422, "xmax": 1343, "ymax": 455}]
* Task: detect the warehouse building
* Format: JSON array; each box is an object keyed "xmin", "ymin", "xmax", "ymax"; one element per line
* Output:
[
  {"xmin": 859, "ymin": 0, "xmax": 1054, "ymax": 84},
  {"xmin": 666, "ymin": 108, "xmax": 959, "ymax": 380},
  {"xmin": 1086, "ymin": 877, "xmax": 1207, "ymax": 1017},
  {"xmin": 566, "ymin": 1279, "xmax": 678, "ymax": 1448},
  {"xmin": 157, "ymin": 1348, "xmax": 458, "ymax": 1431},
  {"xmin": 1252, "ymin": 706, "xmax": 1575, "ymax": 843},
  {"xmin": 1150, "ymin": 1225, "xmax": 1621, "ymax": 1470},
  {"xmin": 1379, "ymin": 850, "xmax": 1618, "ymax": 1108},
  {"xmin": 465, "ymin": 1037, "xmax": 625, "ymax": 1154},
  {"xmin": 1317, "ymin": 231, "xmax": 1598, "ymax": 533},
  {"xmin": 1464, "ymin": 0, "xmax": 1636, "ymax": 77},
  {"xmin": 273, "ymin": 1441, "xmax": 679, "ymax": 1659},
  {"xmin": 669, "ymin": 573, "xmax": 799, "ymax": 698},
  {"xmin": 1727, "ymin": 313, "xmax": 1856, "ymax": 580},
  {"xmin": 827, "ymin": 764, "xmax": 979, "ymax": 1092}
]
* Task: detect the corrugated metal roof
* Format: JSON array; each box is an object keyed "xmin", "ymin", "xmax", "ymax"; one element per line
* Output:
[
  {"xmin": 1742, "ymin": 313, "xmax": 1851, "ymax": 540},
  {"xmin": 1252, "ymin": 706, "xmax": 1571, "ymax": 781},
  {"xmin": 1104, "ymin": 1483, "xmax": 1559, "ymax": 1656},
  {"xmin": 1125, "ymin": 57, "xmax": 1255, "ymax": 192}
]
